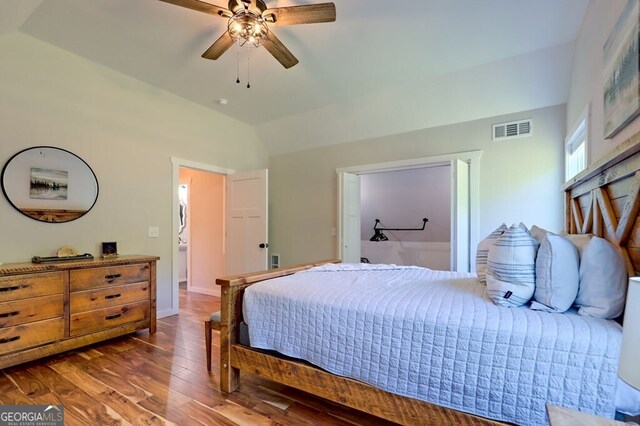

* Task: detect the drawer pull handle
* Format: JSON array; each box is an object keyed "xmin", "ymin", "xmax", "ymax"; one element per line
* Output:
[
  {"xmin": 0, "ymin": 336, "xmax": 20, "ymax": 344},
  {"xmin": 0, "ymin": 311, "xmax": 19, "ymax": 318},
  {"xmin": 105, "ymin": 313, "xmax": 122, "ymax": 320},
  {"xmin": 0, "ymin": 286, "xmax": 20, "ymax": 293},
  {"xmin": 105, "ymin": 273, "xmax": 122, "ymax": 283},
  {"xmin": 105, "ymin": 293, "xmax": 121, "ymax": 300}
]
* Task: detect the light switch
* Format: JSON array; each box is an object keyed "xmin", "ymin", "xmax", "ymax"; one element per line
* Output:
[{"xmin": 148, "ymin": 227, "xmax": 159, "ymax": 238}]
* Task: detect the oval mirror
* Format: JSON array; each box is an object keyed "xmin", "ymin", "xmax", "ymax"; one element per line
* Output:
[{"xmin": 1, "ymin": 146, "xmax": 99, "ymax": 223}]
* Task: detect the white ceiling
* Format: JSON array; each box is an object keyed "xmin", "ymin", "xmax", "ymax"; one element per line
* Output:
[{"xmin": 1, "ymin": 0, "xmax": 589, "ymax": 153}]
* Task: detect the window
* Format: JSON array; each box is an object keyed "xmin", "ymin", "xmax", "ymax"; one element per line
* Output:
[{"xmin": 565, "ymin": 106, "xmax": 589, "ymax": 182}]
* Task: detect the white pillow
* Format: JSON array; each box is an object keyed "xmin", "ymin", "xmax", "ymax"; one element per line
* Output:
[
  {"xmin": 572, "ymin": 236, "xmax": 627, "ymax": 319},
  {"xmin": 530, "ymin": 232, "xmax": 579, "ymax": 313},
  {"xmin": 486, "ymin": 223, "xmax": 539, "ymax": 307},
  {"xmin": 475, "ymin": 223, "xmax": 507, "ymax": 284}
]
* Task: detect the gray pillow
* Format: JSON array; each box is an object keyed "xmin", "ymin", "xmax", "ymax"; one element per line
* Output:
[
  {"xmin": 572, "ymin": 236, "xmax": 627, "ymax": 319},
  {"xmin": 530, "ymin": 232, "xmax": 579, "ymax": 313}
]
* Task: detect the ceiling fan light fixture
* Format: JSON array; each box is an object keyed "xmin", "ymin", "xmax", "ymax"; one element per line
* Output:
[{"xmin": 228, "ymin": 9, "xmax": 269, "ymax": 48}]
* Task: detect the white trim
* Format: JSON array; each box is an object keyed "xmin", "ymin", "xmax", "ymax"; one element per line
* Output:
[
  {"xmin": 336, "ymin": 150, "xmax": 482, "ymax": 269},
  {"xmin": 171, "ymin": 157, "xmax": 235, "ymax": 315},
  {"xmin": 564, "ymin": 104, "xmax": 590, "ymax": 182},
  {"xmin": 188, "ymin": 286, "xmax": 221, "ymax": 297},
  {"xmin": 336, "ymin": 151, "xmax": 482, "ymax": 174},
  {"xmin": 171, "ymin": 156, "xmax": 235, "ymax": 175},
  {"xmin": 157, "ymin": 308, "xmax": 178, "ymax": 319}
]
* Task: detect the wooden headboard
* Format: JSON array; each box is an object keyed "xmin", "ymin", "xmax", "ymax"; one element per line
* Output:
[{"xmin": 565, "ymin": 132, "xmax": 640, "ymax": 278}]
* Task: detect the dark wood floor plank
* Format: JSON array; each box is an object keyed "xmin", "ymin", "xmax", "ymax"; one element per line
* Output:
[
  {"xmin": 81, "ymin": 362, "xmax": 151, "ymax": 402},
  {"xmin": 0, "ymin": 370, "xmax": 19, "ymax": 394},
  {"xmin": 56, "ymin": 388, "xmax": 124, "ymax": 425},
  {"xmin": 94, "ymin": 388, "xmax": 167, "ymax": 425},
  {"xmin": 26, "ymin": 364, "xmax": 79, "ymax": 397},
  {"xmin": 3, "ymin": 367, "xmax": 50, "ymax": 398},
  {"xmin": 138, "ymin": 394, "xmax": 198, "ymax": 425},
  {"xmin": 47, "ymin": 360, "xmax": 110, "ymax": 396}
]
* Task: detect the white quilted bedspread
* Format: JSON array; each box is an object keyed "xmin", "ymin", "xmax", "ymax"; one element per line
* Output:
[{"xmin": 243, "ymin": 264, "xmax": 622, "ymax": 425}]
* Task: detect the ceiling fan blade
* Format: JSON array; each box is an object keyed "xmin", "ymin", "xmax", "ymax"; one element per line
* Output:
[
  {"xmin": 158, "ymin": 0, "xmax": 231, "ymax": 18},
  {"xmin": 202, "ymin": 31, "xmax": 235, "ymax": 60},
  {"xmin": 265, "ymin": 3, "xmax": 336, "ymax": 26},
  {"xmin": 263, "ymin": 32, "xmax": 298, "ymax": 69}
]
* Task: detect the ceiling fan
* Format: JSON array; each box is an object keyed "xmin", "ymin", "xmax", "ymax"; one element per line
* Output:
[{"xmin": 159, "ymin": 0, "xmax": 336, "ymax": 69}]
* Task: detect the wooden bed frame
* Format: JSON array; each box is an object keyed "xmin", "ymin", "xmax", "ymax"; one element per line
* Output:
[{"xmin": 216, "ymin": 133, "xmax": 640, "ymax": 425}]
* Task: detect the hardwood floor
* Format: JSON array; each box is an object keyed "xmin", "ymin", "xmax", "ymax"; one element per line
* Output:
[{"xmin": 0, "ymin": 289, "xmax": 397, "ymax": 425}]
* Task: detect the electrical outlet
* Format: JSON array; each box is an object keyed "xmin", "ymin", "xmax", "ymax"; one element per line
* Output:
[{"xmin": 148, "ymin": 227, "xmax": 159, "ymax": 238}]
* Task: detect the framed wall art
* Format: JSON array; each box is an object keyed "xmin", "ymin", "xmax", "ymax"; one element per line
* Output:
[{"xmin": 604, "ymin": 0, "xmax": 640, "ymax": 139}]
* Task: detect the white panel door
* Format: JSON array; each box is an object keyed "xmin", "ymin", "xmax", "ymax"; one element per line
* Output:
[
  {"xmin": 226, "ymin": 169, "xmax": 268, "ymax": 275},
  {"xmin": 451, "ymin": 159, "xmax": 470, "ymax": 272},
  {"xmin": 340, "ymin": 172, "xmax": 361, "ymax": 263}
]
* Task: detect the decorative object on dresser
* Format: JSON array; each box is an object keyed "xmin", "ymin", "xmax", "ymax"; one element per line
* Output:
[
  {"xmin": 102, "ymin": 242, "xmax": 118, "ymax": 258},
  {"xmin": 1, "ymin": 146, "xmax": 99, "ymax": 223},
  {"xmin": 0, "ymin": 255, "xmax": 158, "ymax": 369}
]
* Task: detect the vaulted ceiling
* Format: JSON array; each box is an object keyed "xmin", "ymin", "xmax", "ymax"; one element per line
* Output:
[{"xmin": 0, "ymin": 0, "xmax": 589, "ymax": 154}]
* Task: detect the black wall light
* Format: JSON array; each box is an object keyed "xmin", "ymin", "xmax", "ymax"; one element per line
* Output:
[{"xmin": 369, "ymin": 218, "xmax": 428, "ymax": 242}]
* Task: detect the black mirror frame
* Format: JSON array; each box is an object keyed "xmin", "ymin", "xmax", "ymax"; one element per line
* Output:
[{"xmin": 1, "ymin": 146, "xmax": 99, "ymax": 223}]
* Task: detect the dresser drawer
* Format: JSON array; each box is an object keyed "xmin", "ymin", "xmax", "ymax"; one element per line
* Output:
[
  {"xmin": 0, "ymin": 295, "xmax": 64, "ymax": 328},
  {"xmin": 0, "ymin": 272, "xmax": 64, "ymax": 303},
  {"xmin": 0, "ymin": 318, "xmax": 64, "ymax": 354},
  {"xmin": 70, "ymin": 263, "xmax": 150, "ymax": 291},
  {"xmin": 70, "ymin": 282, "xmax": 149, "ymax": 313},
  {"xmin": 70, "ymin": 300, "xmax": 149, "ymax": 337}
]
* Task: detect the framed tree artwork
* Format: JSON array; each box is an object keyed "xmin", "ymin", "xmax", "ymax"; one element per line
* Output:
[{"xmin": 604, "ymin": 0, "xmax": 640, "ymax": 139}]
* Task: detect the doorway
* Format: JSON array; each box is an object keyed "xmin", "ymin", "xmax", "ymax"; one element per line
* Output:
[
  {"xmin": 178, "ymin": 167, "xmax": 225, "ymax": 297},
  {"xmin": 360, "ymin": 165, "xmax": 452, "ymax": 270},
  {"xmin": 337, "ymin": 151, "xmax": 481, "ymax": 273},
  {"xmin": 168, "ymin": 157, "xmax": 269, "ymax": 317}
]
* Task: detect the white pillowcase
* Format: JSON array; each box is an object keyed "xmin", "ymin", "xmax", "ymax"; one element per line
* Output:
[
  {"xmin": 475, "ymin": 223, "xmax": 507, "ymax": 285},
  {"xmin": 486, "ymin": 223, "xmax": 539, "ymax": 307},
  {"xmin": 530, "ymin": 229, "xmax": 579, "ymax": 313},
  {"xmin": 571, "ymin": 236, "xmax": 627, "ymax": 319}
]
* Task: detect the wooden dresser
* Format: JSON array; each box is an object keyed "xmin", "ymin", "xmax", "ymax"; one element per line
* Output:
[{"xmin": 0, "ymin": 255, "xmax": 158, "ymax": 369}]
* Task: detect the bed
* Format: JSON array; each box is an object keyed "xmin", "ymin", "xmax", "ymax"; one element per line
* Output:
[{"xmin": 216, "ymin": 133, "xmax": 640, "ymax": 425}]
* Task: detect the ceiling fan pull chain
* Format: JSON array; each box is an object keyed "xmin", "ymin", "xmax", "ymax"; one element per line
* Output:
[
  {"xmin": 236, "ymin": 44, "xmax": 241, "ymax": 84},
  {"xmin": 247, "ymin": 56, "xmax": 251, "ymax": 89}
]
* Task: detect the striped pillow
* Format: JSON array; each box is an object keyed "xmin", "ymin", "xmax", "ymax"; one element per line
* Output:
[
  {"xmin": 475, "ymin": 224, "xmax": 507, "ymax": 284},
  {"xmin": 486, "ymin": 223, "xmax": 539, "ymax": 307}
]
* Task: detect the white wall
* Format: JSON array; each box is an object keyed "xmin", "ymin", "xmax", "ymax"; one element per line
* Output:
[
  {"xmin": 361, "ymin": 241, "xmax": 450, "ymax": 270},
  {"xmin": 0, "ymin": 33, "xmax": 268, "ymax": 316},
  {"xmin": 566, "ymin": 0, "xmax": 637, "ymax": 164},
  {"xmin": 269, "ymin": 104, "xmax": 566, "ymax": 267},
  {"xmin": 360, "ymin": 166, "xmax": 451, "ymax": 243},
  {"xmin": 258, "ymin": 43, "xmax": 575, "ymax": 155}
]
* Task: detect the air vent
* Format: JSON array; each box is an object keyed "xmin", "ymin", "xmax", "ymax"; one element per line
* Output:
[
  {"xmin": 492, "ymin": 119, "xmax": 533, "ymax": 141},
  {"xmin": 270, "ymin": 253, "xmax": 280, "ymax": 269}
]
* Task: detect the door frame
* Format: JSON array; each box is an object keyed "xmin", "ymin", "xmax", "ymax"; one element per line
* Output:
[
  {"xmin": 167, "ymin": 157, "xmax": 235, "ymax": 317},
  {"xmin": 336, "ymin": 150, "xmax": 482, "ymax": 271}
]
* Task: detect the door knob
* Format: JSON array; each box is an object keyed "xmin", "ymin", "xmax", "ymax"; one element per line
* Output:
[{"xmin": 259, "ymin": 243, "xmax": 269, "ymax": 248}]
